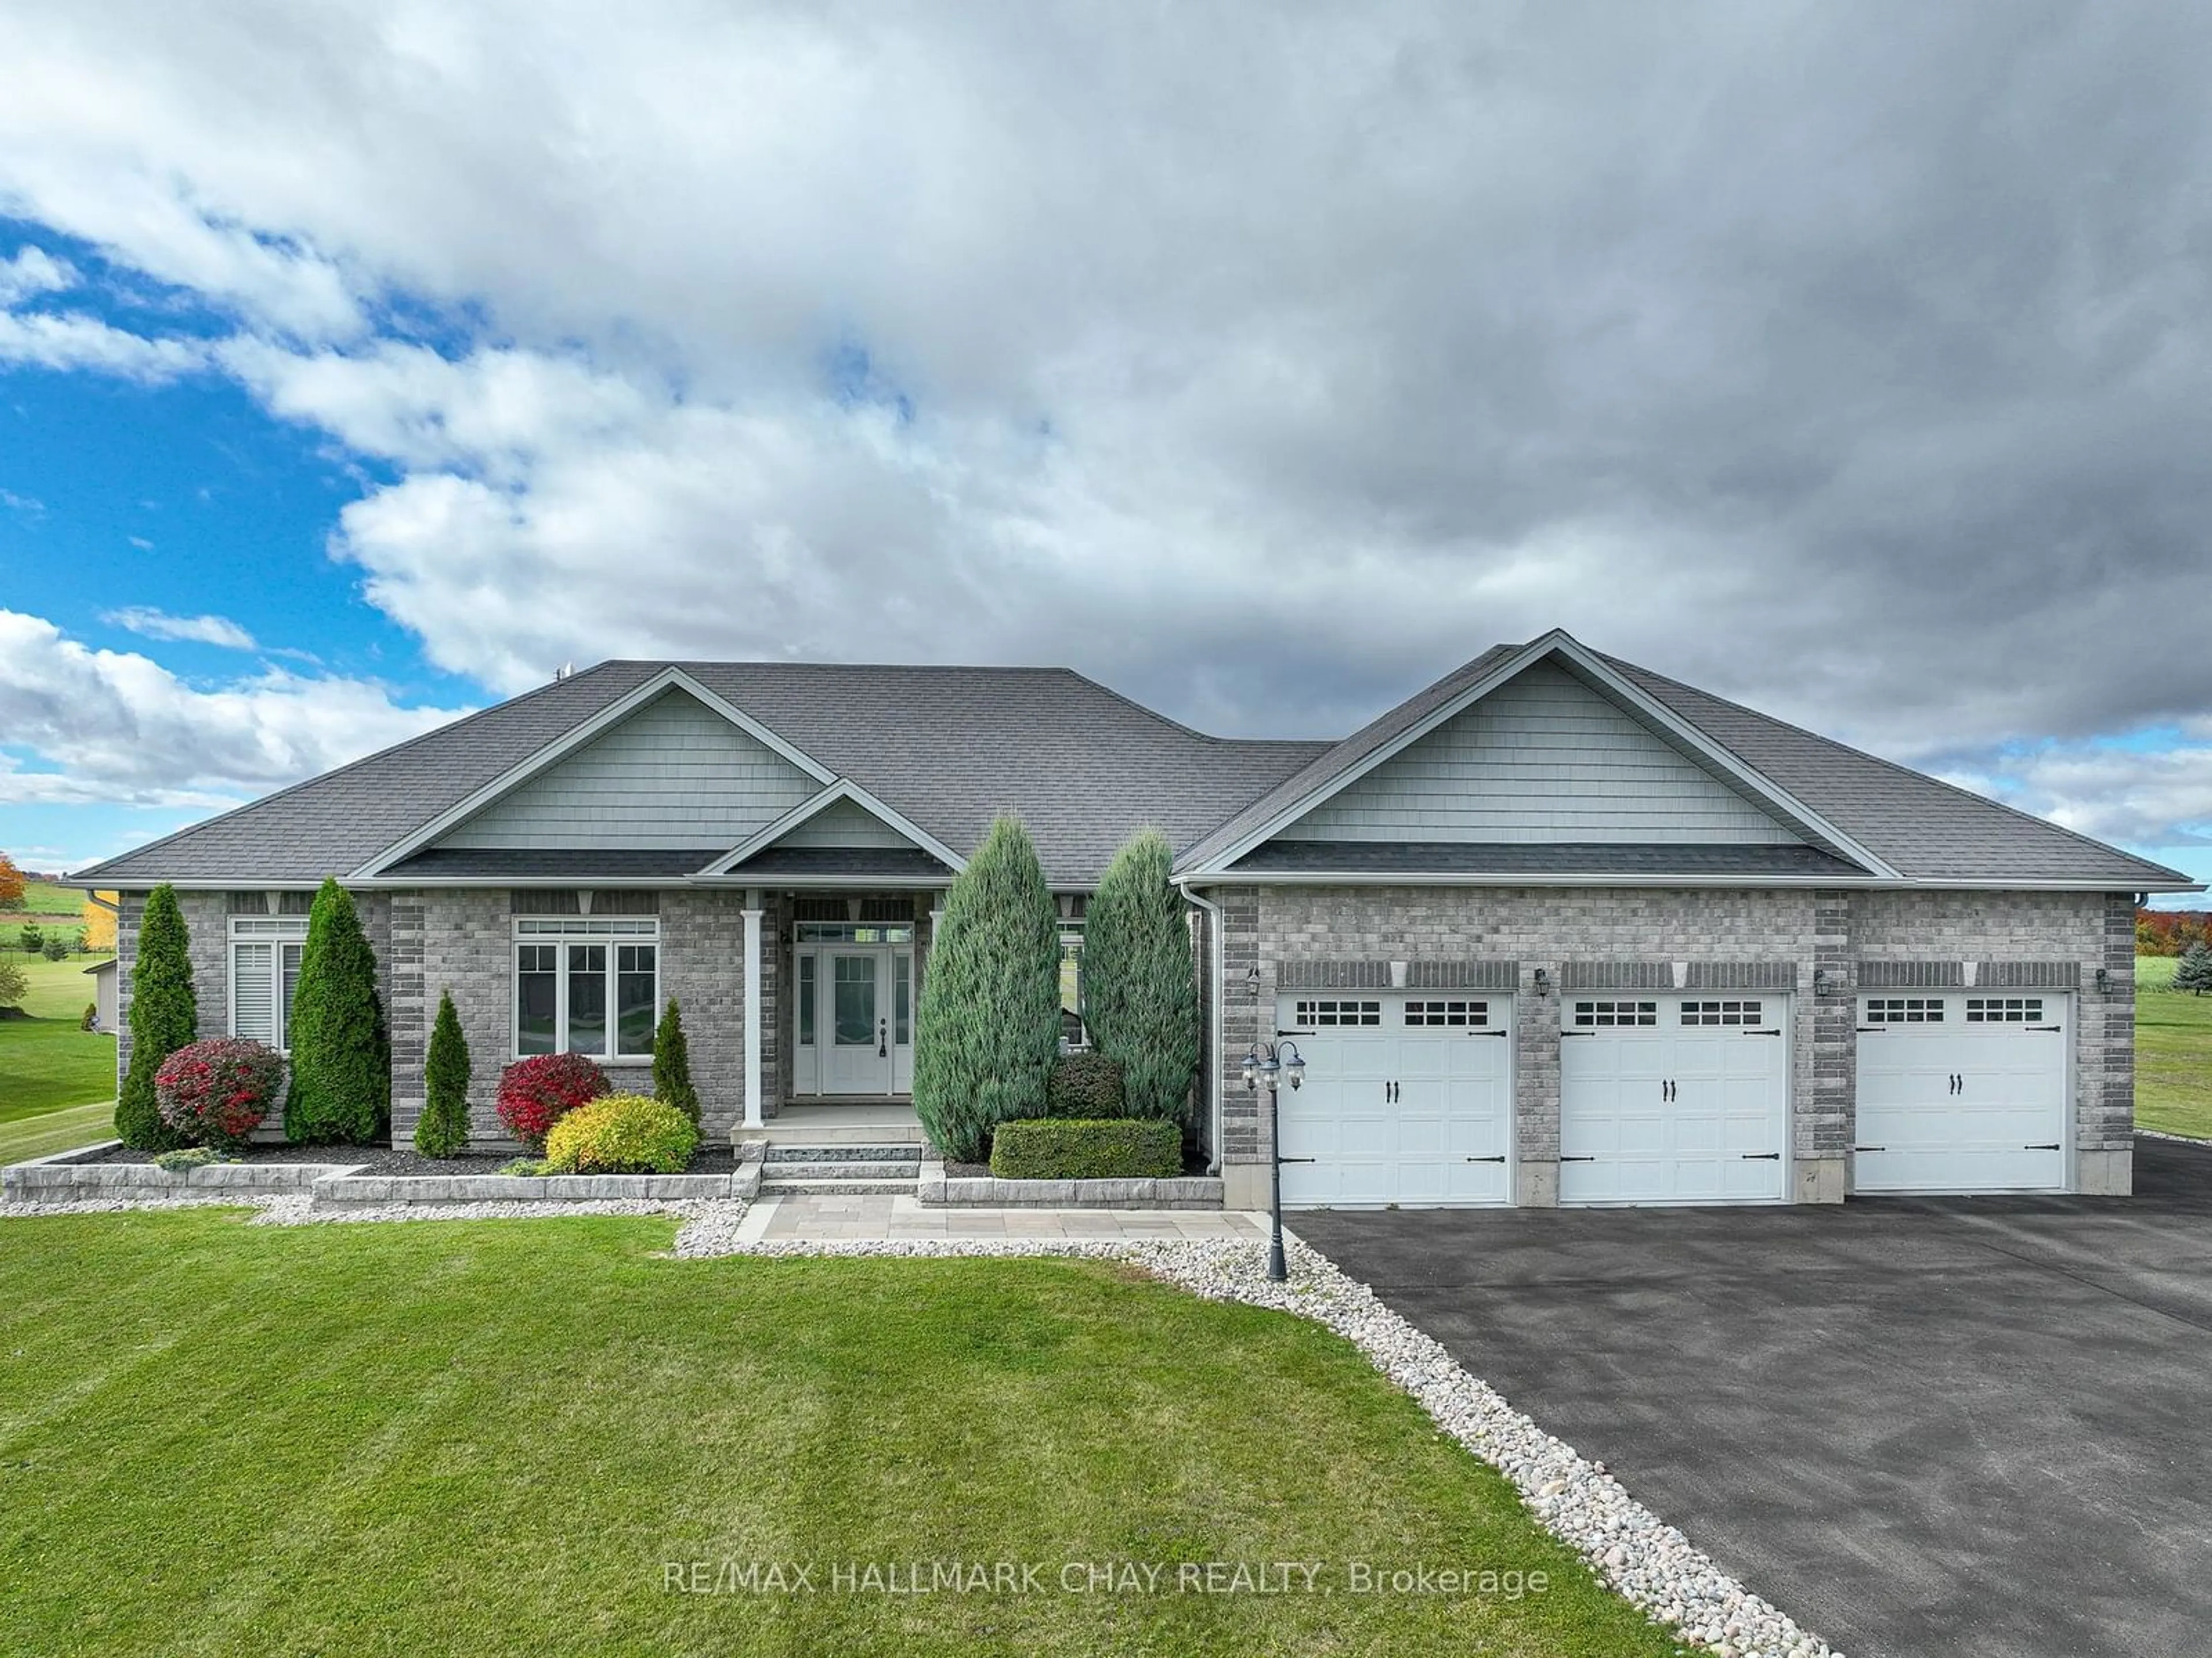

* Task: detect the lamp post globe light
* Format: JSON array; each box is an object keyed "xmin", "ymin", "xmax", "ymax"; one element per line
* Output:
[{"xmin": 1243, "ymin": 1035, "xmax": 1306, "ymax": 1281}]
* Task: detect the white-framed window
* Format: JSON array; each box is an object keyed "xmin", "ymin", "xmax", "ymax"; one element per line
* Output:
[
  {"xmin": 1294, "ymin": 998, "xmax": 1382, "ymax": 1027},
  {"xmin": 1403, "ymin": 999, "xmax": 1490, "ymax": 1027},
  {"xmin": 1573, "ymin": 1000, "xmax": 1657, "ymax": 1027},
  {"xmin": 513, "ymin": 918, "xmax": 659, "ymax": 1058},
  {"xmin": 1966, "ymin": 997, "xmax": 2044, "ymax": 1024},
  {"xmin": 230, "ymin": 917, "xmax": 308, "ymax": 1053},
  {"xmin": 1680, "ymin": 999, "xmax": 1766, "ymax": 1027},
  {"xmin": 1866, "ymin": 997, "xmax": 1945, "ymax": 1023}
]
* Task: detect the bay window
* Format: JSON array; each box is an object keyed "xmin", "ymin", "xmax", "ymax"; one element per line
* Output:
[
  {"xmin": 231, "ymin": 917, "xmax": 308, "ymax": 1053},
  {"xmin": 513, "ymin": 918, "xmax": 658, "ymax": 1059}
]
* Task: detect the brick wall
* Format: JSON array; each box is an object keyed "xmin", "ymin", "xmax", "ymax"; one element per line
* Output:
[{"xmin": 1203, "ymin": 883, "xmax": 2137, "ymax": 1201}]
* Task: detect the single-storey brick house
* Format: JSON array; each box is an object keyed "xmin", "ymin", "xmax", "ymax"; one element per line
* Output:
[{"xmin": 74, "ymin": 629, "xmax": 2193, "ymax": 1207}]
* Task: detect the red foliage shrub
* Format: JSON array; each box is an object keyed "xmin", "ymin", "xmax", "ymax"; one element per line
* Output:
[
  {"xmin": 154, "ymin": 1038, "xmax": 285, "ymax": 1148},
  {"xmin": 495, "ymin": 1053, "xmax": 610, "ymax": 1149}
]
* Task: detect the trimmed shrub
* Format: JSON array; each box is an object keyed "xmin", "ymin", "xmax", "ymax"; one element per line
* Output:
[
  {"xmin": 79, "ymin": 1000, "xmax": 98, "ymax": 1032},
  {"xmin": 117, "ymin": 884, "xmax": 196, "ymax": 1151},
  {"xmin": 152, "ymin": 1146, "xmax": 224, "ymax": 1172},
  {"xmin": 543, "ymin": 1092, "xmax": 699, "ymax": 1174},
  {"xmin": 1082, "ymin": 828, "xmax": 1199, "ymax": 1125},
  {"xmin": 0, "ymin": 957, "xmax": 26, "ymax": 1010},
  {"xmin": 18, "ymin": 923, "xmax": 41, "ymax": 956},
  {"xmin": 155, "ymin": 1037, "xmax": 284, "ymax": 1149},
  {"xmin": 1048, "ymin": 1052, "xmax": 1126, "ymax": 1118},
  {"xmin": 912, "ymin": 815, "xmax": 1062, "ymax": 1163},
  {"xmin": 497, "ymin": 1052, "xmax": 610, "ymax": 1150},
  {"xmin": 285, "ymin": 878, "xmax": 390, "ymax": 1144},
  {"xmin": 988, "ymin": 1117, "xmax": 1182, "ymax": 1182},
  {"xmin": 414, "ymin": 990, "xmax": 472, "ymax": 1157},
  {"xmin": 652, "ymin": 998, "xmax": 699, "ymax": 1126},
  {"xmin": 40, "ymin": 933, "xmax": 69, "ymax": 962}
]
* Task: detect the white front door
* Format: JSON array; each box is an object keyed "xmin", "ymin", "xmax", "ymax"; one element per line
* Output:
[
  {"xmin": 797, "ymin": 945, "xmax": 915, "ymax": 1096},
  {"xmin": 1559, "ymin": 995, "xmax": 1790, "ymax": 1205},
  {"xmin": 1273, "ymin": 993, "xmax": 1514, "ymax": 1207},
  {"xmin": 1854, "ymin": 994, "xmax": 2068, "ymax": 1193}
]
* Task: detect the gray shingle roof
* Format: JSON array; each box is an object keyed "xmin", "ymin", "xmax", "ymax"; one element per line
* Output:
[
  {"xmin": 73, "ymin": 661, "xmax": 1329, "ymax": 889},
  {"xmin": 385, "ymin": 847, "xmax": 726, "ymax": 880},
  {"xmin": 1231, "ymin": 842, "xmax": 1870, "ymax": 878},
  {"xmin": 74, "ymin": 641, "xmax": 2190, "ymax": 892},
  {"xmin": 1598, "ymin": 654, "xmax": 2188, "ymax": 887}
]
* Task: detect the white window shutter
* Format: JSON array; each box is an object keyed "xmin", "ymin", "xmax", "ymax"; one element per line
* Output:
[{"xmin": 234, "ymin": 943, "xmax": 275, "ymax": 1043}]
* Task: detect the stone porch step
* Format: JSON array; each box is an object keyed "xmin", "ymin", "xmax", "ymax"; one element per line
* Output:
[
  {"xmin": 762, "ymin": 1144, "xmax": 920, "ymax": 1165},
  {"xmin": 758, "ymin": 1175, "xmax": 919, "ymax": 1196},
  {"xmin": 757, "ymin": 1116, "xmax": 930, "ymax": 1147},
  {"xmin": 760, "ymin": 1160, "xmax": 918, "ymax": 1182}
]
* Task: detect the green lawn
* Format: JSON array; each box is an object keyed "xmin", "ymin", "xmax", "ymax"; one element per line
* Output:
[
  {"xmin": 0, "ymin": 1212, "xmax": 1679, "ymax": 1658},
  {"xmin": 0, "ymin": 1100, "xmax": 115, "ymax": 1165},
  {"xmin": 7, "ymin": 878, "xmax": 88, "ymax": 921},
  {"xmin": 0, "ymin": 951, "xmax": 115, "ymax": 1124},
  {"xmin": 2135, "ymin": 954, "xmax": 2212, "ymax": 1138}
]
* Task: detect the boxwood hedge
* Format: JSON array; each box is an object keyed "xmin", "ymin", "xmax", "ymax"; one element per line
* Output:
[{"xmin": 988, "ymin": 1116, "xmax": 1181, "ymax": 1182}]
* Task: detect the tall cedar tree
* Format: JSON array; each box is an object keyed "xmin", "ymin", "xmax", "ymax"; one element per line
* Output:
[
  {"xmin": 285, "ymin": 878, "xmax": 391, "ymax": 1142},
  {"xmin": 116, "ymin": 883, "xmax": 196, "ymax": 1149},
  {"xmin": 1082, "ymin": 828, "xmax": 1200, "ymax": 1123},
  {"xmin": 912, "ymin": 815, "xmax": 1062, "ymax": 1161},
  {"xmin": 2177, "ymin": 941, "xmax": 2212, "ymax": 996},
  {"xmin": 414, "ymin": 989, "xmax": 472, "ymax": 1156},
  {"xmin": 653, "ymin": 998, "xmax": 700, "ymax": 1126}
]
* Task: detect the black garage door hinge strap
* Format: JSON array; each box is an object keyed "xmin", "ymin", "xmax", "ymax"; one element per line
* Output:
[
  {"xmin": 1745, "ymin": 1028, "xmax": 1782, "ymax": 1035},
  {"xmin": 1472, "ymin": 1029, "xmax": 1510, "ymax": 1038},
  {"xmin": 2024, "ymin": 1143, "xmax": 2062, "ymax": 1151},
  {"xmin": 1558, "ymin": 1154, "xmax": 1596, "ymax": 1162},
  {"xmin": 1740, "ymin": 1152, "xmax": 1781, "ymax": 1160},
  {"xmin": 1464, "ymin": 1155, "xmax": 1507, "ymax": 1164},
  {"xmin": 1853, "ymin": 1145, "xmax": 1886, "ymax": 1152},
  {"xmin": 2029, "ymin": 1025, "xmax": 2063, "ymax": 1032},
  {"xmin": 1277, "ymin": 1156, "xmax": 1316, "ymax": 1164}
]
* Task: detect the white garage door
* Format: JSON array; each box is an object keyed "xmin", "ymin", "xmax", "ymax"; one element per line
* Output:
[
  {"xmin": 1854, "ymin": 994, "xmax": 2068, "ymax": 1193},
  {"xmin": 1559, "ymin": 996, "xmax": 1790, "ymax": 1205},
  {"xmin": 1273, "ymin": 993, "xmax": 1513, "ymax": 1206}
]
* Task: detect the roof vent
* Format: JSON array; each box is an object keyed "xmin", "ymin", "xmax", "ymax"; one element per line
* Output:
[{"xmin": 555, "ymin": 662, "xmax": 573, "ymax": 681}]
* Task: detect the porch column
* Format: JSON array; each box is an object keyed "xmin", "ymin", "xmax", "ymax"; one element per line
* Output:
[{"xmin": 743, "ymin": 891, "xmax": 764, "ymax": 1129}]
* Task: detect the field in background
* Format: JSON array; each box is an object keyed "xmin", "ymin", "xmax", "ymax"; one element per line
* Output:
[
  {"xmin": 2135, "ymin": 955, "xmax": 2212, "ymax": 1140},
  {"xmin": 0, "ymin": 952, "xmax": 116, "ymax": 1129}
]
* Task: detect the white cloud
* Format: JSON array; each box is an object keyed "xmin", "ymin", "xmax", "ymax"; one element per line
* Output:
[
  {"xmin": 0, "ymin": 245, "xmax": 74, "ymax": 304},
  {"xmin": 1944, "ymin": 744, "xmax": 2212, "ymax": 851},
  {"xmin": 0, "ymin": 309, "xmax": 204, "ymax": 381},
  {"xmin": 0, "ymin": 2, "xmax": 2209, "ymax": 847},
  {"xmin": 0, "ymin": 609, "xmax": 472, "ymax": 805},
  {"xmin": 101, "ymin": 607, "xmax": 258, "ymax": 649}
]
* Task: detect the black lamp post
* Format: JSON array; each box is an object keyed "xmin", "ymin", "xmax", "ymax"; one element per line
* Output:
[{"xmin": 1241, "ymin": 1036, "xmax": 1306, "ymax": 1281}]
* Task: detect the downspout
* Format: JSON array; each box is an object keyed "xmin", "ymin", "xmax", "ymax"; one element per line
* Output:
[{"xmin": 1179, "ymin": 881, "xmax": 1225, "ymax": 1176}]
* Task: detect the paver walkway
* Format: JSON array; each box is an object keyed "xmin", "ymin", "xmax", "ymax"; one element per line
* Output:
[{"xmin": 742, "ymin": 1193, "xmax": 1270, "ymax": 1243}]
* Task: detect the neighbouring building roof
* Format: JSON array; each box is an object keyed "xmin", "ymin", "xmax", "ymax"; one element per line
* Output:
[{"xmin": 71, "ymin": 636, "xmax": 2194, "ymax": 892}]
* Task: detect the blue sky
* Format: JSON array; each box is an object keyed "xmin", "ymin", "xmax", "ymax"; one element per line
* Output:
[{"xmin": 2, "ymin": 4, "xmax": 2211, "ymax": 898}]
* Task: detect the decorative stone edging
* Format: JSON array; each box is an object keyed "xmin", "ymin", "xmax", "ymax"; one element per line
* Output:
[
  {"xmin": 2, "ymin": 1144, "xmax": 763, "ymax": 1208},
  {"xmin": 916, "ymin": 1157, "xmax": 1225, "ymax": 1209},
  {"xmin": 0, "ymin": 1190, "xmax": 1838, "ymax": 1657},
  {"xmin": 2, "ymin": 1142, "xmax": 366, "ymax": 1202}
]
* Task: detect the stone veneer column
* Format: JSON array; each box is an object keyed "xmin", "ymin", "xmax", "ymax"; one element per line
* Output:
[
  {"xmin": 1802, "ymin": 889, "xmax": 1852, "ymax": 1202},
  {"xmin": 1514, "ymin": 960, "xmax": 1560, "ymax": 1206}
]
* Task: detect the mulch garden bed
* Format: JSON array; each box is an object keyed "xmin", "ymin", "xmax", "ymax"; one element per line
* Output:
[{"xmin": 84, "ymin": 1144, "xmax": 740, "ymax": 1175}]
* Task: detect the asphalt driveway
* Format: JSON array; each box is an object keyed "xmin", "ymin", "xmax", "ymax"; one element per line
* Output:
[{"xmin": 1294, "ymin": 1134, "xmax": 2212, "ymax": 1658}]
